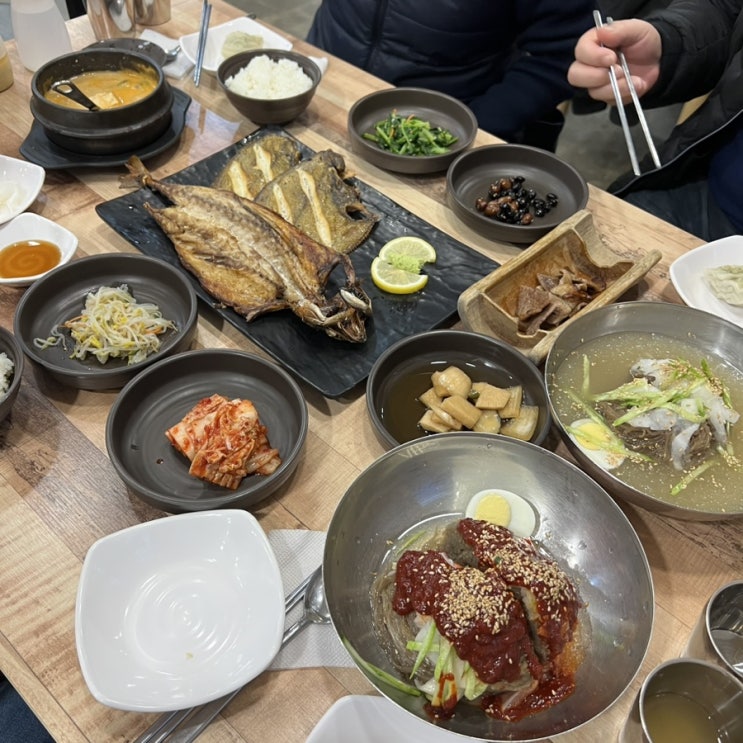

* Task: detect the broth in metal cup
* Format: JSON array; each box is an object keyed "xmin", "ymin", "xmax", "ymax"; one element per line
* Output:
[
  {"xmin": 619, "ymin": 658, "xmax": 743, "ymax": 743},
  {"xmin": 684, "ymin": 580, "xmax": 743, "ymax": 680}
]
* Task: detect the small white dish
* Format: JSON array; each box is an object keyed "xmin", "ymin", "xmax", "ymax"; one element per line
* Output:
[
  {"xmin": 669, "ymin": 235, "xmax": 743, "ymax": 327},
  {"xmin": 0, "ymin": 213, "xmax": 77, "ymax": 287},
  {"xmin": 307, "ymin": 696, "xmax": 461, "ymax": 743},
  {"xmin": 0, "ymin": 155, "xmax": 45, "ymax": 225},
  {"xmin": 75, "ymin": 510, "xmax": 284, "ymax": 712},
  {"xmin": 0, "ymin": 213, "xmax": 78, "ymax": 287},
  {"xmin": 180, "ymin": 16, "xmax": 292, "ymax": 76}
]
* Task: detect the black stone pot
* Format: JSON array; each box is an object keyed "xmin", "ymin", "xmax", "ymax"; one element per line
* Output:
[{"xmin": 30, "ymin": 49, "xmax": 174, "ymax": 156}]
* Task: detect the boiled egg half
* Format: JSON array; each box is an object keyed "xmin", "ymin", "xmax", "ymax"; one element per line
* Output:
[
  {"xmin": 465, "ymin": 488, "xmax": 536, "ymax": 538},
  {"xmin": 568, "ymin": 418, "xmax": 625, "ymax": 471}
]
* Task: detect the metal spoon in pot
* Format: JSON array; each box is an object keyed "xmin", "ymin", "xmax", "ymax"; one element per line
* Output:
[
  {"xmin": 50, "ymin": 80, "xmax": 100, "ymax": 111},
  {"xmin": 134, "ymin": 566, "xmax": 331, "ymax": 743}
]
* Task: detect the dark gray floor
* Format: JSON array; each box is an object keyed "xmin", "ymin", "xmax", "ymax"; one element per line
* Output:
[{"xmin": 0, "ymin": 0, "xmax": 681, "ymax": 189}]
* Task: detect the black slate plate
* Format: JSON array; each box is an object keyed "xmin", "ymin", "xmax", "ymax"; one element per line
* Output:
[
  {"xmin": 20, "ymin": 88, "xmax": 191, "ymax": 170},
  {"xmin": 95, "ymin": 128, "xmax": 499, "ymax": 398}
]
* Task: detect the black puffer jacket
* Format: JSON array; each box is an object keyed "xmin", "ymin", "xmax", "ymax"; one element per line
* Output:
[
  {"xmin": 307, "ymin": 0, "xmax": 596, "ymax": 146},
  {"xmin": 612, "ymin": 0, "xmax": 743, "ymax": 195}
]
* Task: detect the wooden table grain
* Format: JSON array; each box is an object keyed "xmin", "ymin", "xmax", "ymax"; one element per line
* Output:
[{"xmin": 0, "ymin": 2, "xmax": 740, "ymax": 741}]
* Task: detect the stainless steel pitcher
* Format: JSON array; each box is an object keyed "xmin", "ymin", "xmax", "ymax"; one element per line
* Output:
[
  {"xmin": 87, "ymin": 0, "xmax": 138, "ymax": 39},
  {"xmin": 134, "ymin": 0, "xmax": 171, "ymax": 26}
]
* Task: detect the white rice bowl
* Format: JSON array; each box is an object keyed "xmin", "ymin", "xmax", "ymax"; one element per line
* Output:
[
  {"xmin": 0, "ymin": 351, "xmax": 14, "ymax": 399},
  {"xmin": 226, "ymin": 54, "xmax": 313, "ymax": 100}
]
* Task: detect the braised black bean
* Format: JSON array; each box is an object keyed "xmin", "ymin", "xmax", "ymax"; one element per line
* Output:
[{"xmin": 473, "ymin": 176, "xmax": 559, "ymax": 225}]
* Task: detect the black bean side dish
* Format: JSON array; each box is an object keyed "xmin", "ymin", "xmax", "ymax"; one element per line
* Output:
[{"xmin": 475, "ymin": 176, "xmax": 559, "ymax": 225}]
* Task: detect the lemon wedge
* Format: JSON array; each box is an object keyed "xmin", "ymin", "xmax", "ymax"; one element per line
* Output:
[
  {"xmin": 371, "ymin": 257, "xmax": 429, "ymax": 294},
  {"xmin": 378, "ymin": 236, "xmax": 437, "ymax": 272}
]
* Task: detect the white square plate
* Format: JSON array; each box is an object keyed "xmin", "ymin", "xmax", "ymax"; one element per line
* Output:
[
  {"xmin": 0, "ymin": 156, "xmax": 45, "ymax": 225},
  {"xmin": 307, "ymin": 696, "xmax": 461, "ymax": 743},
  {"xmin": 180, "ymin": 17, "xmax": 292, "ymax": 75},
  {"xmin": 669, "ymin": 235, "xmax": 743, "ymax": 327},
  {"xmin": 75, "ymin": 510, "xmax": 284, "ymax": 711},
  {"xmin": 0, "ymin": 213, "xmax": 78, "ymax": 287}
]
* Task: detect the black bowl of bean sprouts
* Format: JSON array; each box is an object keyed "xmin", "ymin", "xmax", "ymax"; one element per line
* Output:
[{"xmin": 13, "ymin": 253, "xmax": 198, "ymax": 390}]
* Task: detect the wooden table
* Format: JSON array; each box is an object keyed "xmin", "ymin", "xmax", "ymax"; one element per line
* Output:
[{"xmin": 0, "ymin": 2, "xmax": 740, "ymax": 741}]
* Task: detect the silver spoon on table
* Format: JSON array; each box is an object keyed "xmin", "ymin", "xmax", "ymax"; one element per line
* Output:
[{"xmin": 134, "ymin": 565, "xmax": 331, "ymax": 743}]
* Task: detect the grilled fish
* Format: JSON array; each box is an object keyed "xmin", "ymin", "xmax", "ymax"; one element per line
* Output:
[
  {"xmin": 254, "ymin": 149, "xmax": 379, "ymax": 254},
  {"xmin": 126, "ymin": 156, "xmax": 372, "ymax": 343},
  {"xmin": 213, "ymin": 133, "xmax": 302, "ymax": 199}
]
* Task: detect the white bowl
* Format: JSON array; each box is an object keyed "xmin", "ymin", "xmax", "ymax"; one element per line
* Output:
[
  {"xmin": 75, "ymin": 510, "xmax": 285, "ymax": 712},
  {"xmin": 308, "ymin": 696, "xmax": 461, "ymax": 743},
  {"xmin": 180, "ymin": 16, "xmax": 292, "ymax": 76},
  {"xmin": 0, "ymin": 156, "xmax": 45, "ymax": 225},
  {"xmin": 0, "ymin": 213, "xmax": 78, "ymax": 287},
  {"xmin": 669, "ymin": 235, "xmax": 743, "ymax": 327}
]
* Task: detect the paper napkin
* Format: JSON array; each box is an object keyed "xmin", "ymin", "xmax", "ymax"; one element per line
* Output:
[
  {"xmin": 267, "ymin": 529, "xmax": 354, "ymax": 670},
  {"xmin": 138, "ymin": 29, "xmax": 194, "ymax": 79}
]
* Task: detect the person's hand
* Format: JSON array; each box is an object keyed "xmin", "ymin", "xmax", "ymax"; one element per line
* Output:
[{"xmin": 568, "ymin": 19, "xmax": 662, "ymax": 104}]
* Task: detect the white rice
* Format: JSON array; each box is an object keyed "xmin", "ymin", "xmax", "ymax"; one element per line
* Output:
[
  {"xmin": 226, "ymin": 55, "xmax": 313, "ymax": 100},
  {"xmin": 0, "ymin": 351, "xmax": 13, "ymax": 399}
]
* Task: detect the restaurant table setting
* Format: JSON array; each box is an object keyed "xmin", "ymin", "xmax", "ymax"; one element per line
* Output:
[{"xmin": 0, "ymin": 1, "xmax": 742, "ymax": 742}]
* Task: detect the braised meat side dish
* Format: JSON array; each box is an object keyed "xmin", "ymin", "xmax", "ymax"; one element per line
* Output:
[
  {"xmin": 373, "ymin": 518, "xmax": 583, "ymax": 723},
  {"xmin": 166, "ymin": 394, "xmax": 281, "ymax": 489}
]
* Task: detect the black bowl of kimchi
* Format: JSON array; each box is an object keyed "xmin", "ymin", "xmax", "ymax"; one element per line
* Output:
[
  {"xmin": 105, "ymin": 349, "xmax": 308, "ymax": 513},
  {"xmin": 323, "ymin": 433, "xmax": 653, "ymax": 741}
]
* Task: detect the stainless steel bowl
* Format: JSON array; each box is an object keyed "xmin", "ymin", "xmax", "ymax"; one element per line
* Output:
[
  {"xmin": 544, "ymin": 301, "xmax": 743, "ymax": 521},
  {"xmin": 324, "ymin": 433, "xmax": 654, "ymax": 741}
]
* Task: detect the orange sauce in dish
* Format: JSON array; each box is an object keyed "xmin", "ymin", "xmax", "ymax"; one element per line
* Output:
[{"xmin": 0, "ymin": 239, "xmax": 61, "ymax": 278}]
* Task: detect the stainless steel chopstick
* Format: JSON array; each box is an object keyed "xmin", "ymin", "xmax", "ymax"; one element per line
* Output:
[
  {"xmin": 132, "ymin": 569, "xmax": 316, "ymax": 743},
  {"xmin": 593, "ymin": 10, "xmax": 641, "ymax": 176},
  {"xmin": 606, "ymin": 16, "xmax": 662, "ymax": 170},
  {"xmin": 192, "ymin": 1, "xmax": 212, "ymax": 86}
]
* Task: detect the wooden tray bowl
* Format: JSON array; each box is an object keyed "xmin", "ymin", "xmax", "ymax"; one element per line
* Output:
[{"xmin": 457, "ymin": 210, "xmax": 662, "ymax": 365}]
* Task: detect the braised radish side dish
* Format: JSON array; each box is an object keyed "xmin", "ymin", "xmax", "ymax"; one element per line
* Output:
[{"xmin": 417, "ymin": 365, "xmax": 539, "ymax": 441}]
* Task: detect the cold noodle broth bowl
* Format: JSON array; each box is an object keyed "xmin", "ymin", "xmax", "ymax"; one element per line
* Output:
[{"xmin": 545, "ymin": 302, "xmax": 743, "ymax": 521}]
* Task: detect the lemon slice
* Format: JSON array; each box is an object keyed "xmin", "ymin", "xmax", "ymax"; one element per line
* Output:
[
  {"xmin": 378, "ymin": 236, "xmax": 437, "ymax": 272},
  {"xmin": 371, "ymin": 257, "xmax": 429, "ymax": 294}
]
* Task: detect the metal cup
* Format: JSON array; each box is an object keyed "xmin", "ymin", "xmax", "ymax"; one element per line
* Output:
[
  {"xmin": 86, "ymin": 0, "xmax": 138, "ymax": 40},
  {"xmin": 684, "ymin": 580, "xmax": 743, "ymax": 680},
  {"xmin": 135, "ymin": 0, "xmax": 171, "ymax": 26},
  {"xmin": 619, "ymin": 658, "xmax": 743, "ymax": 743}
]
